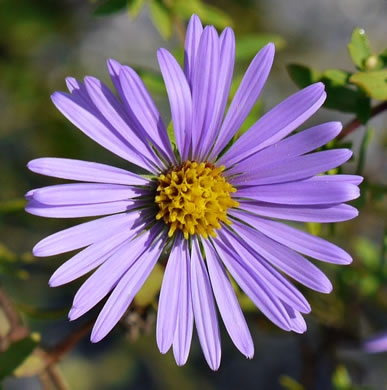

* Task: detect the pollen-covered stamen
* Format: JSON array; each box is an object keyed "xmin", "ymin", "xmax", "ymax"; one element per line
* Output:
[{"xmin": 155, "ymin": 161, "xmax": 239, "ymax": 239}]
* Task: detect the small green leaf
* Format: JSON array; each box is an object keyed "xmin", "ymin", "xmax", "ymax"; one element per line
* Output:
[
  {"xmin": 348, "ymin": 28, "xmax": 371, "ymax": 70},
  {"xmin": 0, "ymin": 335, "xmax": 39, "ymax": 380},
  {"xmin": 356, "ymin": 127, "xmax": 373, "ymax": 175},
  {"xmin": 332, "ymin": 365, "xmax": 352, "ymax": 390},
  {"xmin": 93, "ymin": 0, "xmax": 127, "ymax": 16},
  {"xmin": 286, "ymin": 64, "xmax": 321, "ymax": 88},
  {"xmin": 322, "ymin": 69, "xmax": 350, "ymax": 86},
  {"xmin": 149, "ymin": 0, "xmax": 172, "ymax": 40},
  {"xmin": 135, "ymin": 263, "xmax": 163, "ymax": 306},
  {"xmin": 236, "ymin": 34, "xmax": 285, "ymax": 62},
  {"xmin": 167, "ymin": 121, "xmax": 176, "ymax": 147},
  {"xmin": 354, "ymin": 94, "xmax": 371, "ymax": 124},
  {"xmin": 350, "ymin": 70, "xmax": 387, "ymax": 100},
  {"xmin": 279, "ymin": 375, "xmax": 304, "ymax": 390},
  {"xmin": 378, "ymin": 48, "xmax": 387, "ymax": 67},
  {"xmin": 127, "ymin": 0, "xmax": 145, "ymax": 19}
]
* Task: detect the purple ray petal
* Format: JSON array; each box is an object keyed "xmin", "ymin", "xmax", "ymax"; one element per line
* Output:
[
  {"xmin": 50, "ymin": 230, "xmax": 131, "ymax": 287},
  {"xmin": 231, "ymin": 220, "xmax": 332, "ymax": 293},
  {"xmin": 157, "ymin": 49, "xmax": 192, "ymax": 160},
  {"xmin": 69, "ymin": 225, "xmax": 161, "ymax": 321},
  {"xmin": 202, "ymin": 239, "xmax": 254, "ymax": 358},
  {"xmin": 220, "ymin": 83, "xmax": 326, "ymax": 167},
  {"xmin": 25, "ymin": 198, "xmax": 139, "ymax": 218},
  {"xmin": 33, "ymin": 212, "xmax": 140, "ymax": 257},
  {"xmin": 27, "ymin": 158, "xmax": 149, "ymax": 186},
  {"xmin": 184, "ymin": 14, "xmax": 203, "ymax": 87},
  {"xmin": 231, "ymin": 149, "xmax": 352, "ymax": 186},
  {"xmin": 191, "ymin": 26, "xmax": 220, "ymax": 160},
  {"xmin": 225, "ymin": 122, "xmax": 343, "ymax": 177},
  {"xmin": 364, "ymin": 333, "xmax": 387, "ymax": 353},
  {"xmin": 235, "ymin": 180, "xmax": 359, "ymax": 205},
  {"xmin": 66, "ymin": 77, "xmax": 90, "ymax": 103},
  {"xmin": 209, "ymin": 43, "xmax": 274, "ymax": 161},
  {"xmin": 157, "ymin": 233, "xmax": 184, "ymax": 354},
  {"xmin": 118, "ymin": 65, "xmax": 176, "ymax": 165},
  {"xmin": 51, "ymin": 91, "xmax": 154, "ymax": 172},
  {"xmin": 230, "ymin": 209, "xmax": 352, "ymax": 264},
  {"xmin": 191, "ymin": 236, "xmax": 221, "ymax": 371},
  {"xmin": 32, "ymin": 183, "xmax": 145, "ymax": 205},
  {"xmin": 84, "ymin": 76, "xmax": 161, "ymax": 168},
  {"xmin": 199, "ymin": 27, "xmax": 236, "ymax": 160},
  {"xmin": 172, "ymin": 239, "xmax": 193, "ymax": 366},
  {"xmin": 91, "ymin": 231, "xmax": 166, "ymax": 342},
  {"xmin": 212, "ymin": 235, "xmax": 292, "ymax": 331},
  {"xmin": 282, "ymin": 303, "xmax": 307, "ymax": 334},
  {"xmin": 106, "ymin": 59, "xmax": 125, "ymax": 102},
  {"xmin": 238, "ymin": 200, "xmax": 359, "ymax": 222},
  {"xmin": 218, "ymin": 228, "xmax": 310, "ymax": 314},
  {"xmin": 306, "ymin": 174, "xmax": 363, "ymax": 185}
]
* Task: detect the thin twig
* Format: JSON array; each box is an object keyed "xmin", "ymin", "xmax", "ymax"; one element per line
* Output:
[
  {"xmin": 337, "ymin": 101, "xmax": 387, "ymax": 140},
  {"xmin": 46, "ymin": 319, "xmax": 95, "ymax": 365}
]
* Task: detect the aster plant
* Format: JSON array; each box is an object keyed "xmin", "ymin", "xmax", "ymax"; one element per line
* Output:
[{"xmin": 26, "ymin": 14, "xmax": 362, "ymax": 370}]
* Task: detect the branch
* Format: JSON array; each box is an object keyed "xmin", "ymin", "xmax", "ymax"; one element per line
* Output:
[{"xmin": 337, "ymin": 101, "xmax": 387, "ymax": 140}]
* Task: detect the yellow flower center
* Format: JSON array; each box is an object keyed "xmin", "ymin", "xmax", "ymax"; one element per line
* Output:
[{"xmin": 155, "ymin": 161, "xmax": 239, "ymax": 239}]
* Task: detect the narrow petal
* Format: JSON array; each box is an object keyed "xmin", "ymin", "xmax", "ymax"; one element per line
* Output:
[
  {"xmin": 27, "ymin": 158, "xmax": 149, "ymax": 186},
  {"xmin": 220, "ymin": 83, "xmax": 327, "ymax": 167},
  {"xmin": 26, "ymin": 199, "xmax": 138, "ymax": 218},
  {"xmin": 231, "ymin": 220, "xmax": 333, "ymax": 293},
  {"xmin": 190, "ymin": 26, "xmax": 220, "ymax": 159},
  {"xmin": 235, "ymin": 180, "xmax": 360, "ymax": 205},
  {"xmin": 202, "ymin": 240, "xmax": 254, "ymax": 358},
  {"xmin": 212, "ymin": 236, "xmax": 292, "ymax": 331},
  {"xmin": 157, "ymin": 49, "xmax": 192, "ymax": 160},
  {"xmin": 84, "ymin": 76, "xmax": 160, "ymax": 168},
  {"xmin": 33, "ymin": 212, "xmax": 140, "ymax": 257},
  {"xmin": 225, "ymin": 122, "xmax": 343, "ymax": 177},
  {"xmin": 230, "ymin": 149, "xmax": 352, "ymax": 186},
  {"xmin": 218, "ymin": 228, "xmax": 311, "ymax": 314},
  {"xmin": 364, "ymin": 333, "xmax": 387, "ymax": 353},
  {"xmin": 51, "ymin": 91, "xmax": 153, "ymax": 172},
  {"xmin": 306, "ymin": 174, "xmax": 364, "ymax": 185},
  {"xmin": 70, "ymin": 225, "xmax": 161, "ymax": 320},
  {"xmin": 230, "ymin": 210, "xmax": 352, "ymax": 264},
  {"xmin": 91, "ymin": 232, "xmax": 166, "ymax": 342},
  {"xmin": 184, "ymin": 14, "xmax": 203, "ymax": 86},
  {"xmin": 191, "ymin": 237, "xmax": 221, "ymax": 370},
  {"xmin": 32, "ymin": 183, "xmax": 145, "ymax": 205},
  {"xmin": 107, "ymin": 58, "xmax": 125, "ymax": 101},
  {"xmin": 50, "ymin": 229, "xmax": 132, "ymax": 287},
  {"xmin": 172, "ymin": 239, "xmax": 193, "ymax": 366},
  {"xmin": 282, "ymin": 303, "xmax": 307, "ymax": 334},
  {"xmin": 118, "ymin": 66, "xmax": 176, "ymax": 165},
  {"xmin": 157, "ymin": 234, "xmax": 184, "ymax": 354},
  {"xmin": 199, "ymin": 28, "xmax": 236, "ymax": 159},
  {"xmin": 209, "ymin": 43, "xmax": 275, "ymax": 161}
]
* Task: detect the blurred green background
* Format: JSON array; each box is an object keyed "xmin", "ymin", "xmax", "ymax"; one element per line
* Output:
[{"xmin": 0, "ymin": 0, "xmax": 386, "ymax": 389}]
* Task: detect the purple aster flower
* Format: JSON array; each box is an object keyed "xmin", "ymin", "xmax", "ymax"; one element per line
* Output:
[
  {"xmin": 26, "ymin": 14, "xmax": 362, "ymax": 370},
  {"xmin": 364, "ymin": 333, "xmax": 387, "ymax": 353}
]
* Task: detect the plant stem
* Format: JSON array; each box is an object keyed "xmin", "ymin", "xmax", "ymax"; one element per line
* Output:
[{"xmin": 337, "ymin": 101, "xmax": 387, "ymax": 140}]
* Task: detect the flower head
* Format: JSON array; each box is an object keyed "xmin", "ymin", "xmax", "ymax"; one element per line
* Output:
[{"xmin": 26, "ymin": 14, "xmax": 362, "ymax": 370}]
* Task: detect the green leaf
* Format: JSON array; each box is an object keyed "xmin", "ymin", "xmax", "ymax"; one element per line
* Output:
[
  {"xmin": 127, "ymin": 0, "xmax": 145, "ymax": 19},
  {"xmin": 350, "ymin": 70, "xmax": 387, "ymax": 100},
  {"xmin": 378, "ymin": 48, "xmax": 387, "ymax": 67},
  {"xmin": 149, "ymin": 0, "xmax": 172, "ymax": 40},
  {"xmin": 0, "ymin": 335, "xmax": 39, "ymax": 380},
  {"xmin": 235, "ymin": 34, "xmax": 285, "ymax": 62},
  {"xmin": 279, "ymin": 375, "xmax": 304, "ymax": 390},
  {"xmin": 286, "ymin": 64, "xmax": 321, "ymax": 88},
  {"xmin": 322, "ymin": 69, "xmax": 351, "ymax": 86},
  {"xmin": 356, "ymin": 127, "xmax": 373, "ymax": 175},
  {"xmin": 93, "ymin": 0, "xmax": 127, "ymax": 16},
  {"xmin": 306, "ymin": 222, "xmax": 321, "ymax": 236},
  {"xmin": 166, "ymin": 121, "xmax": 176, "ymax": 147},
  {"xmin": 348, "ymin": 28, "xmax": 371, "ymax": 70},
  {"xmin": 135, "ymin": 263, "xmax": 163, "ymax": 306},
  {"xmin": 196, "ymin": 4, "xmax": 232, "ymax": 29},
  {"xmin": 354, "ymin": 94, "xmax": 371, "ymax": 124}
]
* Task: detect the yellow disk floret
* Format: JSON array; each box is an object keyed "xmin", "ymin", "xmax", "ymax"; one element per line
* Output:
[{"xmin": 155, "ymin": 161, "xmax": 239, "ymax": 239}]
